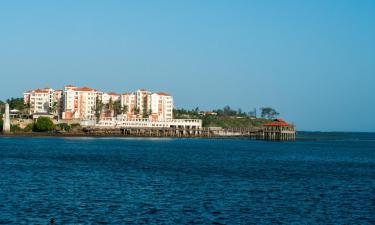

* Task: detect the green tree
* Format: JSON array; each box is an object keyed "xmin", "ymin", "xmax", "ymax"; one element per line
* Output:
[
  {"xmin": 35, "ymin": 117, "xmax": 55, "ymax": 132},
  {"xmin": 23, "ymin": 123, "xmax": 34, "ymax": 132},
  {"xmin": 6, "ymin": 98, "xmax": 26, "ymax": 111},
  {"xmin": 260, "ymin": 107, "xmax": 279, "ymax": 119},
  {"xmin": 24, "ymin": 102, "xmax": 31, "ymax": 115},
  {"xmin": 108, "ymin": 98, "xmax": 114, "ymax": 111},
  {"xmin": 0, "ymin": 100, "xmax": 4, "ymax": 115},
  {"xmin": 93, "ymin": 97, "xmax": 104, "ymax": 122},
  {"xmin": 121, "ymin": 105, "xmax": 128, "ymax": 114},
  {"xmin": 237, "ymin": 108, "xmax": 243, "ymax": 116},
  {"xmin": 56, "ymin": 123, "xmax": 71, "ymax": 132},
  {"xmin": 11, "ymin": 124, "xmax": 22, "ymax": 132},
  {"xmin": 50, "ymin": 102, "xmax": 58, "ymax": 115},
  {"xmin": 113, "ymin": 100, "xmax": 122, "ymax": 117},
  {"xmin": 134, "ymin": 107, "xmax": 140, "ymax": 114}
]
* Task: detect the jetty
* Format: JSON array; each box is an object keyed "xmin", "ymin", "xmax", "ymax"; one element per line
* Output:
[{"xmin": 82, "ymin": 119, "xmax": 296, "ymax": 141}]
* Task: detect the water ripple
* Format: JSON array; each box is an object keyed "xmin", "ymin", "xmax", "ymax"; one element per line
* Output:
[{"xmin": 0, "ymin": 136, "xmax": 374, "ymax": 224}]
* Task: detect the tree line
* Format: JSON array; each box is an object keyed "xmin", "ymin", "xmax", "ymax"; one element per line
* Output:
[{"xmin": 174, "ymin": 106, "xmax": 280, "ymax": 120}]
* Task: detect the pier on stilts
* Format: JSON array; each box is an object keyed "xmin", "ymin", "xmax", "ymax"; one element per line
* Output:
[
  {"xmin": 262, "ymin": 118, "xmax": 296, "ymax": 141},
  {"xmin": 83, "ymin": 119, "xmax": 296, "ymax": 141}
]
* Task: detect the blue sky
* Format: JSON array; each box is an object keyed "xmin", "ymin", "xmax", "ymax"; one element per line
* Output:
[{"xmin": 0, "ymin": 0, "xmax": 374, "ymax": 131}]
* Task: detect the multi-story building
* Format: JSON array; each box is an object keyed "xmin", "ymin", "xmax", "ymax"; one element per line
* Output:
[
  {"xmin": 24, "ymin": 85, "xmax": 174, "ymax": 122},
  {"xmin": 100, "ymin": 92, "xmax": 121, "ymax": 104},
  {"xmin": 136, "ymin": 89, "xmax": 151, "ymax": 117},
  {"xmin": 98, "ymin": 92, "xmax": 121, "ymax": 117},
  {"xmin": 119, "ymin": 90, "xmax": 174, "ymax": 121},
  {"xmin": 120, "ymin": 93, "xmax": 137, "ymax": 117},
  {"xmin": 23, "ymin": 88, "xmax": 62, "ymax": 115},
  {"xmin": 53, "ymin": 90, "xmax": 63, "ymax": 118},
  {"xmin": 150, "ymin": 92, "xmax": 174, "ymax": 121},
  {"xmin": 62, "ymin": 85, "xmax": 98, "ymax": 120}
]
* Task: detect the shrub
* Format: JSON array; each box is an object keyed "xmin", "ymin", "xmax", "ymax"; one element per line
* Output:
[
  {"xmin": 10, "ymin": 124, "xmax": 22, "ymax": 132},
  {"xmin": 35, "ymin": 117, "xmax": 55, "ymax": 132},
  {"xmin": 57, "ymin": 123, "xmax": 71, "ymax": 132},
  {"xmin": 23, "ymin": 123, "xmax": 34, "ymax": 132}
]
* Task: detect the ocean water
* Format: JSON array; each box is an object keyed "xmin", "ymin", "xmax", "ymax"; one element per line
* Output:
[{"xmin": 0, "ymin": 134, "xmax": 374, "ymax": 224}]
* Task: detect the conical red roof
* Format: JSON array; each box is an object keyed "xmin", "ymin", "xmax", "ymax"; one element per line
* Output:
[{"xmin": 263, "ymin": 119, "xmax": 291, "ymax": 127}]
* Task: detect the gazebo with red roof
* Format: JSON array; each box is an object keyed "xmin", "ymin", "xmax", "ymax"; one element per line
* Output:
[{"xmin": 263, "ymin": 118, "xmax": 296, "ymax": 140}]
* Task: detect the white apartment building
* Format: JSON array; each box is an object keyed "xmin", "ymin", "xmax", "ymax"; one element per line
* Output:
[
  {"xmin": 136, "ymin": 89, "xmax": 151, "ymax": 116},
  {"xmin": 150, "ymin": 92, "xmax": 174, "ymax": 121},
  {"xmin": 120, "ymin": 93, "xmax": 136, "ymax": 116},
  {"xmin": 62, "ymin": 85, "xmax": 98, "ymax": 120},
  {"xmin": 23, "ymin": 88, "xmax": 62, "ymax": 115},
  {"xmin": 23, "ymin": 85, "xmax": 175, "ymax": 123},
  {"xmin": 100, "ymin": 92, "xmax": 121, "ymax": 104}
]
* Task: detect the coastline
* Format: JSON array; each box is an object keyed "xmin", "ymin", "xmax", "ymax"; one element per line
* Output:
[
  {"xmin": 0, "ymin": 132, "xmax": 254, "ymax": 139},
  {"xmin": 2, "ymin": 131, "xmax": 374, "ymax": 141}
]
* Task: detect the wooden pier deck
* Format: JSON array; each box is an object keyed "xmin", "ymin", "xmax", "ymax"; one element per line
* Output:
[{"xmin": 82, "ymin": 126, "xmax": 296, "ymax": 141}]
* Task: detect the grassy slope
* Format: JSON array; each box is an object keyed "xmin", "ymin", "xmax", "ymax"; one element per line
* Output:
[
  {"xmin": 202, "ymin": 116, "xmax": 271, "ymax": 128},
  {"xmin": 175, "ymin": 114, "xmax": 271, "ymax": 128}
]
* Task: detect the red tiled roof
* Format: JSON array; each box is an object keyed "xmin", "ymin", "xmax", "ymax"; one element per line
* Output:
[
  {"xmin": 108, "ymin": 92, "xmax": 120, "ymax": 96},
  {"xmin": 34, "ymin": 89, "xmax": 49, "ymax": 93},
  {"xmin": 157, "ymin": 92, "xmax": 170, "ymax": 96},
  {"xmin": 73, "ymin": 87, "xmax": 96, "ymax": 92},
  {"xmin": 263, "ymin": 119, "xmax": 291, "ymax": 127}
]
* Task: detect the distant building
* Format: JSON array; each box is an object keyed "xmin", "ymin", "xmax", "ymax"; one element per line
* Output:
[
  {"xmin": 62, "ymin": 85, "xmax": 98, "ymax": 120},
  {"xmin": 120, "ymin": 92, "xmax": 137, "ymax": 118},
  {"xmin": 150, "ymin": 92, "xmax": 174, "ymax": 121},
  {"xmin": 23, "ymin": 88, "xmax": 62, "ymax": 116},
  {"xmin": 199, "ymin": 111, "xmax": 218, "ymax": 116},
  {"xmin": 100, "ymin": 92, "xmax": 121, "ymax": 104},
  {"xmin": 23, "ymin": 85, "xmax": 175, "ymax": 123},
  {"xmin": 136, "ymin": 89, "xmax": 151, "ymax": 117}
]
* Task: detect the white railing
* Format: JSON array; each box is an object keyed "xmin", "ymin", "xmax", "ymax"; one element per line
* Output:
[{"xmin": 95, "ymin": 117, "xmax": 202, "ymax": 129}]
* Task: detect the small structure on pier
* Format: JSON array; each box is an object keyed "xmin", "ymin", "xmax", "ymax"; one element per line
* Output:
[
  {"xmin": 2, "ymin": 103, "xmax": 11, "ymax": 133},
  {"xmin": 263, "ymin": 118, "xmax": 296, "ymax": 140}
]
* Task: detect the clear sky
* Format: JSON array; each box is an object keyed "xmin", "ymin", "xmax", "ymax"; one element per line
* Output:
[{"xmin": 0, "ymin": 0, "xmax": 374, "ymax": 132}]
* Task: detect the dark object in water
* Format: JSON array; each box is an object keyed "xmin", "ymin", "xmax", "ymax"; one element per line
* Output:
[{"xmin": 50, "ymin": 218, "xmax": 56, "ymax": 224}]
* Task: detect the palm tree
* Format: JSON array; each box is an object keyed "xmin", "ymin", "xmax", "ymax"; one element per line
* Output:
[
  {"xmin": 121, "ymin": 105, "xmax": 128, "ymax": 115},
  {"xmin": 93, "ymin": 97, "xmax": 104, "ymax": 123},
  {"xmin": 25, "ymin": 103, "xmax": 31, "ymax": 116},
  {"xmin": 0, "ymin": 101, "xmax": 4, "ymax": 115},
  {"xmin": 50, "ymin": 102, "xmax": 58, "ymax": 115},
  {"xmin": 113, "ymin": 100, "xmax": 121, "ymax": 117},
  {"xmin": 134, "ymin": 107, "xmax": 140, "ymax": 115},
  {"xmin": 108, "ymin": 98, "xmax": 114, "ymax": 117}
]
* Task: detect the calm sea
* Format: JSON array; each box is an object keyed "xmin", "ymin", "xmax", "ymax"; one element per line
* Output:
[{"xmin": 0, "ymin": 133, "xmax": 374, "ymax": 224}]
